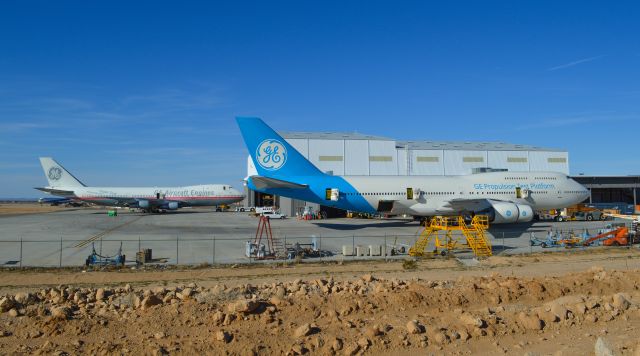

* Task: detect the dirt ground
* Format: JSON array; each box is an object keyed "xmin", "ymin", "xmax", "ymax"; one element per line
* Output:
[
  {"xmin": 0, "ymin": 203, "xmax": 71, "ymax": 216},
  {"xmin": 1, "ymin": 249, "xmax": 640, "ymax": 355}
]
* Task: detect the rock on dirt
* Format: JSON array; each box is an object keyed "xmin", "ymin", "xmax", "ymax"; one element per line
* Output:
[
  {"xmin": 612, "ymin": 294, "xmax": 630, "ymax": 311},
  {"xmin": 331, "ymin": 338, "xmax": 343, "ymax": 351},
  {"xmin": 51, "ymin": 306, "xmax": 71, "ymax": 320},
  {"xmin": 13, "ymin": 292, "xmax": 32, "ymax": 305},
  {"xmin": 0, "ymin": 297, "xmax": 15, "ymax": 312},
  {"xmin": 518, "ymin": 313, "xmax": 543, "ymax": 330},
  {"xmin": 459, "ymin": 313, "xmax": 485, "ymax": 328},
  {"xmin": 215, "ymin": 330, "xmax": 232, "ymax": 343},
  {"xmin": 595, "ymin": 337, "xmax": 616, "ymax": 356},
  {"xmin": 406, "ymin": 320, "xmax": 424, "ymax": 334},
  {"xmin": 294, "ymin": 323, "xmax": 312, "ymax": 338},
  {"xmin": 228, "ymin": 299, "xmax": 260, "ymax": 314},
  {"xmin": 141, "ymin": 295, "xmax": 162, "ymax": 310}
]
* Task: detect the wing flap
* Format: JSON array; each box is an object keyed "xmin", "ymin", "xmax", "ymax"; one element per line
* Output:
[{"xmin": 443, "ymin": 198, "xmax": 495, "ymax": 212}]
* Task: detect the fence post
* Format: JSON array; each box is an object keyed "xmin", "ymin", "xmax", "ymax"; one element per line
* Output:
[
  {"xmin": 502, "ymin": 232, "xmax": 505, "ymax": 254},
  {"xmin": 318, "ymin": 234, "xmax": 322, "ymax": 262},
  {"xmin": 212, "ymin": 235, "xmax": 216, "ymax": 265},
  {"xmin": 59, "ymin": 236, "xmax": 63, "ymax": 268},
  {"xmin": 19, "ymin": 238, "xmax": 23, "ymax": 268},
  {"xmin": 384, "ymin": 234, "xmax": 387, "ymax": 262},
  {"xmin": 176, "ymin": 235, "xmax": 179, "ymax": 265},
  {"xmin": 529, "ymin": 232, "xmax": 533, "ymax": 254},
  {"xmin": 138, "ymin": 235, "xmax": 141, "ymax": 253},
  {"xmin": 352, "ymin": 234, "xmax": 355, "ymax": 259}
]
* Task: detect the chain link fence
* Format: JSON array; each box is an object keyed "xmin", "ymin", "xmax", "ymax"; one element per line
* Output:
[{"xmin": 0, "ymin": 220, "xmax": 632, "ymax": 267}]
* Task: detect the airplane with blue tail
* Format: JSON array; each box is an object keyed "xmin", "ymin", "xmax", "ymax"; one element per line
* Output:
[{"xmin": 236, "ymin": 117, "xmax": 590, "ymax": 224}]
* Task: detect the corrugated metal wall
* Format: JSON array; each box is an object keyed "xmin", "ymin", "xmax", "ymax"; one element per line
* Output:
[
  {"xmin": 248, "ymin": 137, "xmax": 570, "ymax": 178},
  {"xmin": 308, "ymin": 139, "xmax": 345, "ymax": 175},
  {"xmin": 487, "ymin": 150, "xmax": 530, "ymax": 172},
  {"xmin": 368, "ymin": 140, "xmax": 398, "ymax": 175},
  {"xmin": 443, "ymin": 150, "xmax": 489, "ymax": 175},
  {"xmin": 411, "ymin": 149, "xmax": 445, "ymax": 175},
  {"xmin": 345, "ymin": 140, "xmax": 369, "ymax": 175},
  {"xmin": 529, "ymin": 151, "xmax": 569, "ymax": 173}
]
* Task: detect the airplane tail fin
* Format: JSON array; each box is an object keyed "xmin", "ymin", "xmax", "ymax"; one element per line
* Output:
[
  {"xmin": 39, "ymin": 157, "xmax": 86, "ymax": 187},
  {"xmin": 236, "ymin": 117, "xmax": 324, "ymax": 178}
]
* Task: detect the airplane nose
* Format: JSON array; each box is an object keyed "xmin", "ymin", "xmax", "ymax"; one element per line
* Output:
[{"xmin": 582, "ymin": 189, "xmax": 590, "ymax": 201}]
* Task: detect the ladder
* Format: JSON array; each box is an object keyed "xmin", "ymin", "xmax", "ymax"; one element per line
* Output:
[
  {"xmin": 252, "ymin": 216, "xmax": 286, "ymax": 258},
  {"xmin": 408, "ymin": 226, "xmax": 437, "ymax": 256},
  {"xmin": 460, "ymin": 216, "xmax": 492, "ymax": 257}
]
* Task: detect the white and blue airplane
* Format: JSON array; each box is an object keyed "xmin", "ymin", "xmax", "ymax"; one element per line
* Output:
[
  {"xmin": 236, "ymin": 117, "xmax": 590, "ymax": 224},
  {"xmin": 35, "ymin": 157, "xmax": 245, "ymax": 213}
]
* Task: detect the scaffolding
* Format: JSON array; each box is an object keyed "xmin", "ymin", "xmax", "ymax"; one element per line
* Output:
[
  {"xmin": 246, "ymin": 215, "xmax": 285, "ymax": 259},
  {"xmin": 409, "ymin": 215, "xmax": 492, "ymax": 258}
]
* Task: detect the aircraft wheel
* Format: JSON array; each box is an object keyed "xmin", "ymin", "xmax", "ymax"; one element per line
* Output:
[
  {"xmin": 541, "ymin": 242, "xmax": 547, "ymax": 248},
  {"xmin": 587, "ymin": 215, "xmax": 594, "ymax": 221}
]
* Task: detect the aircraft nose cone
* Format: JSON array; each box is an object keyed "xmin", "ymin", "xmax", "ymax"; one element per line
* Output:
[{"xmin": 582, "ymin": 189, "xmax": 590, "ymax": 201}]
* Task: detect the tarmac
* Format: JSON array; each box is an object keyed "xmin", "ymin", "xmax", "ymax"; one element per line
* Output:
[{"xmin": 0, "ymin": 207, "xmax": 627, "ymax": 267}]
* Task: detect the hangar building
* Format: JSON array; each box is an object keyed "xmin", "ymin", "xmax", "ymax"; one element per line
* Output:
[{"xmin": 244, "ymin": 131, "xmax": 570, "ymax": 217}]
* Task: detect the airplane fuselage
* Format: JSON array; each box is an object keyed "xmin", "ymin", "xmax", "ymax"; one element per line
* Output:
[
  {"xmin": 43, "ymin": 184, "xmax": 245, "ymax": 209},
  {"xmin": 248, "ymin": 171, "xmax": 590, "ymax": 217}
]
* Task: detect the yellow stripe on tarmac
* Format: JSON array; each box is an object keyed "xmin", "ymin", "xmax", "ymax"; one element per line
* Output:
[{"xmin": 74, "ymin": 215, "xmax": 146, "ymax": 248}]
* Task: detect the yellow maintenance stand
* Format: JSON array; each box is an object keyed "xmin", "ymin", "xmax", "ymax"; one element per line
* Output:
[{"xmin": 409, "ymin": 215, "xmax": 492, "ymax": 258}]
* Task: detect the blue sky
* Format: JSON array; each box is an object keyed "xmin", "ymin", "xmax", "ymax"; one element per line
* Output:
[{"xmin": 1, "ymin": 1, "xmax": 638, "ymax": 198}]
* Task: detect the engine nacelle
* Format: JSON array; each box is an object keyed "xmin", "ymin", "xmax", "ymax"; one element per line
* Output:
[
  {"xmin": 488, "ymin": 202, "xmax": 534, "ymax": 224},
  {"xmin": 166, "ymin": 202, "xmax": 179, "ymax": 210},
  {"xmin": 138, "ymin": 200, "xmax": 150, "ymax": 209}
]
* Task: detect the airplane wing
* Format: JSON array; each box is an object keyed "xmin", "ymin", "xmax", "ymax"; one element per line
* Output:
[
  {"xmin": 249, "ymin": 176, "xmax": 308, "ymax": 190},
  {"xmin": 441, "ymin": 198, "xmax": 501, "ymax": 212}
]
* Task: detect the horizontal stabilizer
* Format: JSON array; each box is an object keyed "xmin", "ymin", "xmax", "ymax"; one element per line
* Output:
[
  {"xmin": 35, "ymin": 187, "xmax": 76, "ymax": 196},
  {"xmin": 249, "ymin": 176, "xmax": 308, "ymax": 190}
]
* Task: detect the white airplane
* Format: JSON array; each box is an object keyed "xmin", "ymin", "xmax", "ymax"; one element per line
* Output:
[
  {"xmin": 236, "ymin": 117, "xmax": 591, "ymax": 224},
  {"xmin": 35, "ymin": 157, "xmax": 245, "ymax": 213}
]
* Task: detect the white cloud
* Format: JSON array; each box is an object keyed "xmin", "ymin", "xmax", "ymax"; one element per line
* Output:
[{"xmin": 547, "ymin": 55, "xmax": 604, "ymax": 71}]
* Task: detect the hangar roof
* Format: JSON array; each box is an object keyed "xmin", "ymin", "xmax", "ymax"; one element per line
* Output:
[
  {"xmin": 281, "ymin": 132, "xmax": 563, "ymax": 152},
  {"xmin": 396, "ymin": 140, "xmax": 562, "ymax": 152},
  {"xmin": 280, "ymin": 131, "xmax": 391, "ymax": 141}
]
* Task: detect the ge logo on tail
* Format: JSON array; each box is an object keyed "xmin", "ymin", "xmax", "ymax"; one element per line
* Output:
[
  {"xmin": 48, "ymin": 167, "xmax": 63, "ymax": 181},
  {"xmin": 256, "ymin": 139, "xmax": 287, "ymax": 171}
]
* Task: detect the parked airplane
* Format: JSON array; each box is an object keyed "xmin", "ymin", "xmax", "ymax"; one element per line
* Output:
[
  {"xmin": 35, "ymin": 157, "xmax": 245, "ymax": 213},
  {"xmin": 37, "ymin": 197, "xmax": 83, "ymax": 207},
  {"xmin": 236, "ymin": 117, "xmax": 590, "ymax": 224}
]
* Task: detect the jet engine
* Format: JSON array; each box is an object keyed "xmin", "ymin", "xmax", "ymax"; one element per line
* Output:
[
  {"xmin": 138, "ymin": 200, "xmax": 150, "ymax": 209},
  {"xmin": 165, "ymin": 202, "xmax": 179, "ymax": 210},
  {"xmin": 486, "ymin": 202, "xmax": 534, "ymax": 224}
]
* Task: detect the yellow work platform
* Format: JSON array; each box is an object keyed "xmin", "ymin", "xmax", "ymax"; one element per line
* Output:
[{"xmin": 409, "ymin": 215, "xmax": 492, "ymax": 258}]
